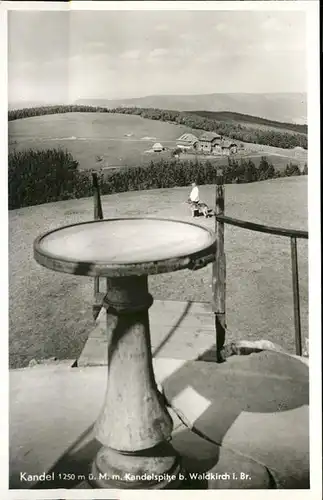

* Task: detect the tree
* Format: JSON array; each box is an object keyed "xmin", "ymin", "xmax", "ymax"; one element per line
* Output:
[
  {"xmin": 243, "ymin": 160, "xmax": 257, "ymax": 183},
  {"xmin": 284, "ymin": 163, "xmax": 301, "ymax": 177},
  {"xmin": 171, "ymin": 147, "xmax": 182, "ymax": 158},
  {"xmin": 258, "ymin": 156, "xmax": 276, "ymax": 180}
]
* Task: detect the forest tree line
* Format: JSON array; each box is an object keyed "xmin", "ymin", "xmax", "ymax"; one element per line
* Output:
[
  {"xmin": 8, "ymin": 104, "xmax": 307, "ymax": 151},
  {"xmin": 9, "ymin": 147, "xmax": 304, "ymax": 210}
]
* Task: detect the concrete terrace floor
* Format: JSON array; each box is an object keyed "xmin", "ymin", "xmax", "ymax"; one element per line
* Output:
[
  {"xmin": 9, "ymin": 177, "xmax": 308, "ymax": 368},
  {"xmin": 10, "ymin": 351, "xmax": 309, "ymax": 491}
]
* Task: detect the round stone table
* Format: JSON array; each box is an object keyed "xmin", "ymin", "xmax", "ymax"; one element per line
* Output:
[{"xmin": 33, "ymin": 217, "xmax": 217, "ymax": 489}]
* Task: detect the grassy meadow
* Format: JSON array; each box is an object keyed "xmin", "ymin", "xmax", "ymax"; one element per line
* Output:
[
  {"xmin": 9, "ymin": 112, "xmax": 187, "ymax": 169},
  {"xmin": 9, "ymin": 112, "xmax": 307, "ymax": 172},
  {"xmin": 9, "ymin": 176, "xmax": 308, "ymax": 369}
]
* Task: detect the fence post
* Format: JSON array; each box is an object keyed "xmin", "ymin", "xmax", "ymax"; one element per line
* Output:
[
  {"xmin": 290, "ymin": 236, "xmax": 302, "ymax": 356},
  {"xmin": 92, "ymin": 172, "xmax": 104, "ymax": 319},
  {"xmin": 92, "ymin": 171, "xmax": 103, "ymax": 221},
  {"xmin": 212, "ymin": 169, "xmax": 226, "ymax": 362}
]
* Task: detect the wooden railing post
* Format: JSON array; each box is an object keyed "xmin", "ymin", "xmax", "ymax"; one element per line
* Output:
[
  {"xmin": 212, "ymin": 169, "xmax": 226, "ymax": 362},
  {"xmin": 92, "ymin": 171, "xmax": 103, "ymax": 221},
  {"xmin": 290, "ymin": 236, "xmax": 302, "ymax": 356},
  {"xmin": 213, "ymin": 213, "xmax": 307, "ymax": 357},
  {"xmin": 92, "ymin": 171, "xmax": 104, "ymax": 319}
]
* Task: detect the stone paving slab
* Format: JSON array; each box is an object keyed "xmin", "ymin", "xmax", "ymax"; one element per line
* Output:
[
  {"xmin": 220, "ymin": 405, "xmax": 309, "ymax": 489},
  {"xmin": 162, "ymin": 350, "xmax": 309, "ymax": 489},
  {"xmin": 9, "ymin": 365, "xmax": 106, "ymax": 489},
  {"xmin": 27, "ymin": 359, "xmax": 76, "ymax": 369},
  {"xmin": 171, "ymin": 425, "xmax": 273, "ymax": 489}
]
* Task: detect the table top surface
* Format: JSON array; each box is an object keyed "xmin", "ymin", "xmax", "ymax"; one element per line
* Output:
[{"xmin": 34, "ymin": 218, "xmax": 216, "ymax": 277}]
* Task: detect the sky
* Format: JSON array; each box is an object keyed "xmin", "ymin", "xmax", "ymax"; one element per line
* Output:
[{"xmin": 8, "ymin": 9, "xmax": 307, "ymax": 106}]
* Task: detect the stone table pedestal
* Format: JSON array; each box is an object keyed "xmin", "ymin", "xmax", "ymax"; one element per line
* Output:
[{"xmin": 34, "ymin": 217, "xmax": 216, "ymax": 489}]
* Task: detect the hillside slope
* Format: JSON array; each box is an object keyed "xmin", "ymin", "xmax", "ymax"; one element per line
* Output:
[
  {"xmin": 188, "ymin": 110, "xmax": 307, "ymax": 135},
  {"xmin": 9, "ymin": 176, "xmax": 308, "ymax": 368},
  {"xmin": 75, "ymin": 92, "xmax": 307, "ymax": 125}
]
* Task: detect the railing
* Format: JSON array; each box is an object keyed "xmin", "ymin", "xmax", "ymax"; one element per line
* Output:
[
  {"xmin": 92, "ymin": 172, "xmax": 105, "ymax": 319},
  {"xmin": 214, "ymin": 170, "xmax": 308, "ymax": 357},
  {"xmin": 91, "ymin": 170, "xmax": 308, "ymax": 357}
]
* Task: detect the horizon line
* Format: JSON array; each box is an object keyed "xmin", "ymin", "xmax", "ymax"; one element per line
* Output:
[{"xmin": 9, "ymin": 90, "xmax": 307, "ymax": 106}]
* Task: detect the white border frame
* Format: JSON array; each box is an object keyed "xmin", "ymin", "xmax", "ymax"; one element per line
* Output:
[{"xmin": 1, "ymin": 2, "xmax": 321, "ymax": 499}]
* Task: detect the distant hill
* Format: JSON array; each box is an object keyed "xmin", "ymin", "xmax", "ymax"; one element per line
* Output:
[
  {"xmin": 187, "ymin": 110, "xmax": 307, "ymax": 135},
  {"xmin": 8, "ymin": 101, "xmax": 54, "ymax": 111},
  {"xmin": 74, "ymin": 93, "xmax": 307, "ymax": 125}
]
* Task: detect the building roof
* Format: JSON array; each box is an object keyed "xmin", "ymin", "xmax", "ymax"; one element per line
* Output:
[
  {"xmin": 199, "ymin": 132, "xmax": 222, "ymax": 142},
  {"xmin": 177, "ymin": 133, "xmax": 199, "ymax": 143},
  {"xmin": 222, "ymin": 140, "xmax": 237, "ymax": 148}
]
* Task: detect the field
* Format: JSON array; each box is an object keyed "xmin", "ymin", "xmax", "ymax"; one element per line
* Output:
[
  {"xmin": 9, "ymin": 176, "xmax": 308, "ymax": 369},
  {"xmin": 9, "ymin": 112, "xmax": 307, "ymax": 172},
  {"xmin": 8, "ymin": 112, "xmax": 186, "ymax": 170}
]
